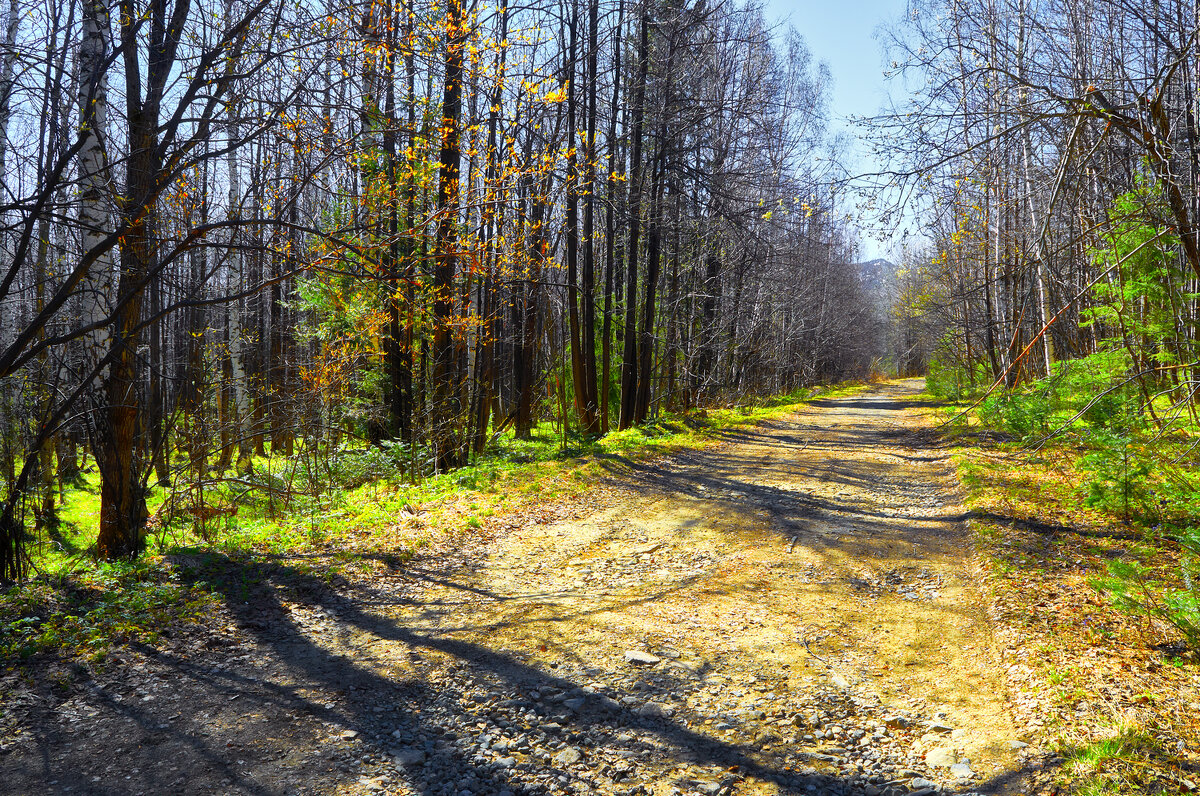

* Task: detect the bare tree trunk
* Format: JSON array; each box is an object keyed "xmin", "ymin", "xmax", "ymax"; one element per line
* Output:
[
  {"xmin": 471, "ymin": 2, "xmax": 509, "ymax": 454},
  {"xmin": 76, "ymin": 0, "xmax": 149, "ymax": 560},
  {"xmin": 0, "ymin": 0, "xmax": 22, "ymax": 523},
  {"xmin": 600, "ymin": 0, "xmax": 624, "ymax": 433},
  {"xmin": 579, "ymin": 0, "xmax": 601, "ymax": 435},
  {"xmin": 618, "ymin": 4, "xmax": 649, "ymax": 430},
  {"xmin": 635, "ymin": 155, "xmax": 664, "ymax": 423},
  {"xmin": 431, "ymin": 0, "xmax": 465, "ymax": 469},
  {"xmin": 564, "ymin": 0, "xmax": 586, "ymax": 431},
  {"xmin": 514, "ymin": 172, "xmax": 537, "ymax": 440},
  {"xmin": 77, "ymin": 0, "xmax": 115, "ymax": 380},
  {"xmin": 180, "ymin": 156, "xmax": 209, "ymax": 482}
]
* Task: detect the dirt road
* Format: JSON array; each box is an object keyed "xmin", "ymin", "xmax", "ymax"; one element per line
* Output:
[{"xmin": 1, "ymin": 380, "xmax": 1029, "ymax": 796}]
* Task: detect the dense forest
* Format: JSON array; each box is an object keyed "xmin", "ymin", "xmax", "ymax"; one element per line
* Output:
[{"xmin": 0, "ymin": 0, "xmax": 882, "ymax": 580}]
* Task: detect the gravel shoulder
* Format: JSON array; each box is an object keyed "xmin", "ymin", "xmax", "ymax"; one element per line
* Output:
[{"xmin": 0, "ymin": 379, "xmax": 1032, "ymax": 796}]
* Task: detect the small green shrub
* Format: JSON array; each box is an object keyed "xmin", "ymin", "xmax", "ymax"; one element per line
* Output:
[
  {"xmin": 1084, "ymin": 448, "xmax": 1200, "ymax": 653},
  {"xmin": 1078, "ymin": 431, "xmax": 1155, "ymax": 523},
  {"xmin": 1049, "ymin": 350, "xmax": 1135, "ymax": 430},
  {"xmin": 1060, "ymin": 725, "xmax": 1164, "ymax": 795},
  {"xmin": 979, "ymin": 389, "xmax": 1054, "ymax": 440},
  {"xmin": 1093, "ymin": 555, "xmax": 1200, "ymax": 652},
  {"xmin": 925, "ymin": 358, "xmax": 968, "ymax": 401},
  {"xmin": 925, "ymin": 357, "xmax": 990, "ymax": 401}
]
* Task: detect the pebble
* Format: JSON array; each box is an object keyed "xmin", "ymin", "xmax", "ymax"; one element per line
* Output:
[
  {"xmin": 636, "ymin": 701, "xmax": 675, "ymax": 718},
  {"xmin": 392, "ymin": 748, "xmax": 425, "ymax": 766},
  {"xmin": 623, "ymin": 650, "xmax": 661, "ymax": 666},
  {"xmin": 925, "ymin": 746, "xmax": 958, "ymax": 767},
  {"xmin": 553, "ymin": 747, "xmax": 583, "ymax": 766}
]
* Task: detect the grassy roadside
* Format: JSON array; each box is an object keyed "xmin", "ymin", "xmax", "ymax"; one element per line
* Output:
[
  {"xmin": 1, "ymin": 380, "xmax": 872, "ymax": 672},
  {"xmin": 921, "ymin": 392, "xmax": 1200, "ymax": 796}
]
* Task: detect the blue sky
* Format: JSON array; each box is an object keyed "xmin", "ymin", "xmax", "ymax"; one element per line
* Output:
[
  {"xmin": 761, "ymin": 0, "xmax": 910, "ymax": 259},
  {"xmin": 762, "ymin": 0, "xmax": 904, "ymax": 123}
]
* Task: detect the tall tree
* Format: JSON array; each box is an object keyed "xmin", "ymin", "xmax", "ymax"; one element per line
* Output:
[{"xmin": 431, "ymin": 0, "xmax": 466, "ymax": 470}]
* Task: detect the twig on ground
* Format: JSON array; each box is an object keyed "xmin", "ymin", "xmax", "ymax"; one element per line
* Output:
[{"xmin": 800, "ymin": 624, "xmax": 832, "ymax": 667}]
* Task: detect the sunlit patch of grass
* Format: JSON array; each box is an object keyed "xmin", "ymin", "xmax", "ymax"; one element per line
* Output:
[{"xmin": 1059, "ymin": 726, "xmax": 1164, "ymax": 795}]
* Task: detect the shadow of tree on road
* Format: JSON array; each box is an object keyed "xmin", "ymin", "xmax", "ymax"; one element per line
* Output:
[{"xmin": 141, "ymin": 551, "xmax": 1027, "ymax": 795}]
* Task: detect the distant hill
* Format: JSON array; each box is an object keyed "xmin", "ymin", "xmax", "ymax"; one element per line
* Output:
[{"xmin": 854, "ymin": 259, "xmax": 898, "ymax": 296}]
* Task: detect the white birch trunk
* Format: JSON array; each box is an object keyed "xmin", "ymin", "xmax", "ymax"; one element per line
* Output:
[
  {"xmin": 0, "ymin": 0, "xmax": 18, "ymax": 192},
  {"xmin": 0, "ymin": 0, "xmax": 20, "ymax": 360},
  {"xmin": 1016, "ymin": 2, "xmax": 1055, "ymax": 377},
  {"xmin": 227, "ymin": 115, "xmax": 253, "ymax": 472},
  {"xmin": 76, "ymin": 0, "xmax": 115, "ymax": 381}
]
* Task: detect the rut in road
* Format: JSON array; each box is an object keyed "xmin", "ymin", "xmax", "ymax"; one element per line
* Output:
[{"xmin": 0, "ymin": 380, "xmax": 1029, "ymax": 796}]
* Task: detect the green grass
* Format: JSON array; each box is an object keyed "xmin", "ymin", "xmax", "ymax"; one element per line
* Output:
[
  {"xmin": 1059, "ymin": 727, "xmax": 1164, "ymax": 795},
  {"xmin": 0, "ymin": 560, "xmax": 214, "ymax": 666},
  {"xmin": 925, "ymin": 358, "xmax": 1200, "ymax": 653}
]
